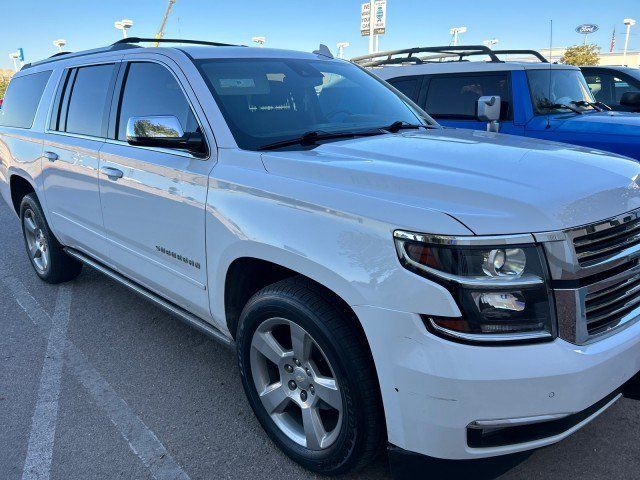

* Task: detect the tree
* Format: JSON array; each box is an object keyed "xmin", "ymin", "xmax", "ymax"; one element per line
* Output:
[
  {"xmin": 0, "ymin": 69, "xmax": 14, "ymax": 98},
  {"xmin": 560, "ymin": 44, "xmax": 600, "ymax": 66}
]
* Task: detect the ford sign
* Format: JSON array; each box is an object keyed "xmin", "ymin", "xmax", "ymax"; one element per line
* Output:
[{"xmin": 576, "ymin": 24, "xmax": 599, "ymax": 34}]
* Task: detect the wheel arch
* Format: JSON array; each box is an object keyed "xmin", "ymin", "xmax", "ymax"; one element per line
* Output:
[{"xmin": 9, "ymin": 173, "xmax": 37, "ymax": 215}]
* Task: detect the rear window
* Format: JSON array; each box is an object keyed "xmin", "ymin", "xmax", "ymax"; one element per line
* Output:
[
  {"xmin": 0, "ymin": 71, "xmax": 51, "ymax": 129},
  {"xmin": 425, "ymin": 74, "xmax": 510, "ymax": 120}
]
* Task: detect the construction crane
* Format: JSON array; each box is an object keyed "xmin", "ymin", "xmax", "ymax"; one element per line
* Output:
[{"xmin": 153, "ymin": 0, "xmax": 176, "ymax": 47}]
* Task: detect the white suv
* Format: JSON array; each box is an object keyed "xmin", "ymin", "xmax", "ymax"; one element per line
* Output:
[{"xmin": 1, "ymin": 38, "xmax": 640, "ymax": 475}]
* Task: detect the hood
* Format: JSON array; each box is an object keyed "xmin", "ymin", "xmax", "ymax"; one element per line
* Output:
[
  {"xmin": 554, "ymin": 110, "xmax": 640, "ymax": 136},
  {"xmin": 261, "ymin": 129, "xmax": 640, "ymax": 235}
]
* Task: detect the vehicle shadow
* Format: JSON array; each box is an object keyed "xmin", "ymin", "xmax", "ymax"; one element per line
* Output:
[{"xmin": 388, "ymin": 449, "xmax": 533, "ymax": 480}]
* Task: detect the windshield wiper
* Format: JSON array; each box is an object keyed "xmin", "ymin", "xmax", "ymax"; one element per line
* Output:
[
  {"xmin": 382, "ymin": 120, "xmax": 431, "ymax": 133},
  {"xmin": 570, "ymin": 100, "xmax": 604, "ymax": 112},
  {"xmin": 257, "ymin": 129, "xmax": 385, "ymax": 151},
  {"xmin": 547, "ymin": 102, "xmax": 583, "ymax": 114}
]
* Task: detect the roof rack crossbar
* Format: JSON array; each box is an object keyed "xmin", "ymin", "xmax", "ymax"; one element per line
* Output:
[
  {"xmin": 351, "ymin": 45, "xmax": 501, "ymax": 67},
  {"xmin": 113, "ymin": 37, "xmax": 244, "ymax": 48},
  {"xmin": 492, "ymin": 49, "xmax": 549, "ymax": 62}
]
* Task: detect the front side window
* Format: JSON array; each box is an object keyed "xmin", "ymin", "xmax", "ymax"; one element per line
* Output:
[
  {"xmin": 0, "ymin": 71, "xmax": 51, "ymax": 129},
  {"xmin": 388, "ymin": 76, "xmax": 421, "ymax": 102},
  {"xmin": 527, "ymin": 69, "xmax": 595, "ymax": 114},
  {"xmin": 116, "ymin": 62, "xmax": 199, "ymax": 142},
  {"xmin": 613, "ymin": 76, "xmax": 639, "ymax": 103},
  {"xmin": 583, "ymin": 73, "xmax": 610, "ymax": 104},
  {"xmin": 424, "ymin": 74, "xmax": 510, "ymax": 120},
  {"xmin": 195, "ymin": 58, "xmax": 428, "ymax": 150}
]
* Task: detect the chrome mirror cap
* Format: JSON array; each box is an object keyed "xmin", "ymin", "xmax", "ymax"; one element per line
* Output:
[{"xmin": 126, "ymin": 115, "xmax": 185, "ymax": 142}]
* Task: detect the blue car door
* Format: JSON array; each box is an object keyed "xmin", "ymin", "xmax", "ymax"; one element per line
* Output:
[{"xmin": 420, "ymin": 72, "xmax": 524, "ymax": 135}]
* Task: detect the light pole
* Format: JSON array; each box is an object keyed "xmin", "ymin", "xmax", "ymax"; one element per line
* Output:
[
  {"xmin": 449, "ymin": 26, "xmax": 467, "ymax": 46},
  {"xmin": 336, "ymin": 42, "xmax": 350, "ymax": 59},
  {"xmin": 251, "ymin": 36, "xmax": 266, "ymax": 48},
  {"xmin": 9, "ymin": 52, "xmax": 19, "ymax": 71},
  {"xmin": 53, "ymin": 39, "xmax": 67, "ymax": 52},
  {"xmin": 114, "ymin": 19, "xmax": 133, "ymax": 39},
  {"xmin": 623, "ymin": 18, "xmax": 637, "ymax": 65}
]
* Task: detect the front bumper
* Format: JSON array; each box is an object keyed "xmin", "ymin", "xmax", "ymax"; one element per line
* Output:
[{"xmin": 354, "ymin": 305, "xmax": 640, "ymax": 460}]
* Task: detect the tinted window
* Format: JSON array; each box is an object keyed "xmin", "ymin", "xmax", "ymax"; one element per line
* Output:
[
  {"xmin": 388, "ymin": 77, "xmax": 420, "ymax": 102},
  {"xmin": 196, "ymin": 58, "xmax": 427, "ymax": 150},
  {"xmin": 117, "ymin": 62, "xmax": 198, "ymax": 141},
  {"xmin": 0, "ymin": 71, "xmax": 51, "ymax": 128},
  {"xmin": 425, "ymin": 74, "xmax": 510, "ymax": 119},
  {"xmin": 65, "ymin": 64, "xmax": 115, "ymax": 137},
  {"xmin": 584, "ymin": 73, "xmax": 611, "ymax": 104},
  {"xmin": 614, "ymin": 76, "xmax": 639, "ymax": 103}
]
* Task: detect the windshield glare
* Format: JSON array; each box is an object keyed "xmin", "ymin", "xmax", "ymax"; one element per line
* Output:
[
  {"xmin": 196, "ymin": 58, "xmax": 428, "ymax": 150},
  {"xmin": 527, "ymin": 69, "xmax": 596, "ymax": 114}
]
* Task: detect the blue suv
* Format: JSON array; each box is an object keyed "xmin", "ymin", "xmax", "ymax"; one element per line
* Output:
[{"xmin": 357, "ymin": 46, "xmax": 640, "ymax": 160}]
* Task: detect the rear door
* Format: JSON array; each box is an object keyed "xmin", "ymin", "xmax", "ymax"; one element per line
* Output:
[
  {"xmin": 420, "ymin": 72, "xmax": 523, "ymax": 135},
  {"xmin": 98, "ymin": 56, "xmax": 214, "ymax": 318},
  {"xmin": 42, "ymin": 61, "xmax": 120, "ymax": 261}
]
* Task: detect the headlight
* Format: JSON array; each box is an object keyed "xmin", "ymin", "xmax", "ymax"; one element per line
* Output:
[{"xmin": 394, "ymin": 230, "xmax": 556, "ymax": 344}]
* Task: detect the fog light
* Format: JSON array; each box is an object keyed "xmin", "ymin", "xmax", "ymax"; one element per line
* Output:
[{"xmin": 477, "ymin": 292, "xmax": 526, "ymax": 313}]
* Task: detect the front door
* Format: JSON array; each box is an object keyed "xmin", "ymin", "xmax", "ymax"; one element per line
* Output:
[
  {"xmin": 42, "ymin": 62, "xmax": 120, "ymax": 261},
  {"xmin": 98, "ymin": 58, "xmax": 214, "ymax": 318}
]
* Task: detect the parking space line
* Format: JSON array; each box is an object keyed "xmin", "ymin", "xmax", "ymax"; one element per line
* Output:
[
  {"xmin": 20, "ymin": 285, "xmax": 72, "ymax": 480},
  {"xmin": 2, "ymin": 276, "xmax": 192, "ymax": 480}
]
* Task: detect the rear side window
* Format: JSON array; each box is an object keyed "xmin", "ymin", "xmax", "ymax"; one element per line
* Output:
[
  {"xmin": 388, "ymin": 76, "xmax": 421, "ymax": 102},
  {"xmin": 64, "ymin": 64, "xmax": 116, "ymax": 137},
  {"xmin": 425, "ymin": 74, "xmax": 511, "ymax": 120},
  {"xmin": 0, "ymin": 71, "xmax": 51, "ymax": 129},
  {"xmin": 116, "ymin": 62, "xmax": 198, "ymax": 141}
]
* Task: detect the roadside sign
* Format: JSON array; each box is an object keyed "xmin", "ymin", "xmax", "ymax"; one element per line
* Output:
[
  {"xmin": 576, "ymin": 24, "xmax": 599, "ymax": 35},
  {"xmin": 360, "ymin": 3, "xmax": 370, "ymax": 36},
  {"xmin": 361, "ymin": 0, "xmax": 387, "ymax": 36}
]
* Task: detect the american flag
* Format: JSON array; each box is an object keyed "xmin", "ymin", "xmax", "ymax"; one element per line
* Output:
[{"xmin": 610, "ymin": 27, "xmax": 616, "ymax": 53}]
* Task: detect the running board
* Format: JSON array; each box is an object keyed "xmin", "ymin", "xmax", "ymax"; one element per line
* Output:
[{"xmin": 64, "ymin": 248, "xmax": 235, "ymax": 349}]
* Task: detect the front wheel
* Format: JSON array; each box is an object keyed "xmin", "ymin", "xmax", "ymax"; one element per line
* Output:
[{"xmin": 236, "ymin": 276, "xmax": 384, "ymax": 475}]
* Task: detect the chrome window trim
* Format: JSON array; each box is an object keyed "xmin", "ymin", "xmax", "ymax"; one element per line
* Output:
[{"xmin": 104, "ymin": 138, "xmax": 204, "ymax": 160}]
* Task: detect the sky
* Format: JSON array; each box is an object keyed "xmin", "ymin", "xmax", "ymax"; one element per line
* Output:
[{"xmin": 0, "ymin": 0, "xmax": 638, "ymax": 70}]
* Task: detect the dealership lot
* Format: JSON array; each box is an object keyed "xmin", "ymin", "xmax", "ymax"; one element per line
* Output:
[{"xmin": 1, "ymin": 198, "xmax": 640, "ymax": 480}]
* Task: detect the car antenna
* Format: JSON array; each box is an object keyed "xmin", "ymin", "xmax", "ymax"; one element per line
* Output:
[{"xmin": 546, "ymin": 20, "xmax": 553, "ymax": 129}]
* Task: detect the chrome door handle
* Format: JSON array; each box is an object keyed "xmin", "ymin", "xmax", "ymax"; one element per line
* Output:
[
  {"xmin": 100, "ymin": 166, "xmax": 124, "ymax": 180},
  {"xmin": 43, "ymin": 151, "xmax": 58, "ymax": 162}
]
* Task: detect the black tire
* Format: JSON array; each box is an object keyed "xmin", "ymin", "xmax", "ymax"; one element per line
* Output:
[
  {"xmin": 236, "ymin": 276, "xmax": 385, "ymax": 475},
  {"xmin": 19, "ymin": 193, "xmax": 82, "ymax": 284}
]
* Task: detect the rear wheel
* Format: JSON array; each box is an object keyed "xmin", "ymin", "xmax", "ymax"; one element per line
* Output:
[
  {"xmin": 236, "ymin": 276, "xmax": 384, "ymax": 475},
  {"xmin": 20, "ymin": 193, "xmax": 82, "ymax": 283}
]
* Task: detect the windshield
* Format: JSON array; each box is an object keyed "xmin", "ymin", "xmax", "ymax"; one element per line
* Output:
[
  {"xmin": 195, "ymin": 57, "xmax": 432, "ymax": 150},
  {"xmin": 527, "ymin": 69, "xmax": 596, "ymax": 114}
]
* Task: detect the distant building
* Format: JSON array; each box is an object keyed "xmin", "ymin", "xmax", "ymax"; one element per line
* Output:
[{"xmin": 536, "ymin": 48, "xmax": 640, "ymax": 68}]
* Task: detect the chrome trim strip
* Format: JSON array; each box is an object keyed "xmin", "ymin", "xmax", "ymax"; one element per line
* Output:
[
  {"xmin": 468, "ymin": 412, "xmax": 571, "ymax": 429},
  {"xmin": 64, "ymin": 248, "xmax": 234, "ymax": 348},
  {"xmin": 427, "ymin": 318, "xmax": 552, "ymax": 343},
  {"xmin": 573, "ymin": 220, "xmax": 640, "ymax": 248},
  {"xmin": 393, "ymin": 229, "xmax": 535, "ymax": 246},
  {"xmin": 577, "ymin": 232, "xmax": 640, "ymax": 262},
  {"xmin": 586, "ymin": 282, "xmax": 640, "ymax": 315}
]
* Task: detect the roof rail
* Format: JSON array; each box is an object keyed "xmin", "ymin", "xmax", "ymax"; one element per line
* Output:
[
  {"xmin": 351, "ymin": 45, "xmax": 501, "ymax": 67},
  {"xmin": 113, "ymin": 37, "xmax": 244, "ymax": 48},
  {"xmin": 492, "ymin": 49, "xmax": 549, "ymax": 62}
]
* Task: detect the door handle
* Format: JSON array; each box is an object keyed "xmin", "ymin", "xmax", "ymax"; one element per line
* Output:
[
  {"xmin": 100, "ymin": 166, "xmax": 124, "ymax": 180},
  {"xmin": 43, "ymin": 151, "xmax": 58, "ymax": 162}
]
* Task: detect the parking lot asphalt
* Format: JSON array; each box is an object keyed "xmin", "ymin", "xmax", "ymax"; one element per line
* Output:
[{"xmin": 1, "ymin": 198, "xmax": 640, "ymax": 480}]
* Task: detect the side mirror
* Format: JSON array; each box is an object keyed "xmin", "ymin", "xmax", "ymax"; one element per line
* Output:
[
  {"xmin": 126, "ymin": 115, "xmax": 206, "ymax": 156},
  {"xmin": 620, "ymin": 92, "xmax": 640, "ymax": 110},
  {"xmin": 476, "ymin": 96, "xmax": 501, "ymax": 133}
]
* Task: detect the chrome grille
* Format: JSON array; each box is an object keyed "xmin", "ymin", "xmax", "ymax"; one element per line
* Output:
[
  {"xmin": 585, "ymin": 270, "xmax": 640, "ymax": 336},
  {"xmin": 572, "ymin": 211, "xmax": 640, "ymax": 266}
]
